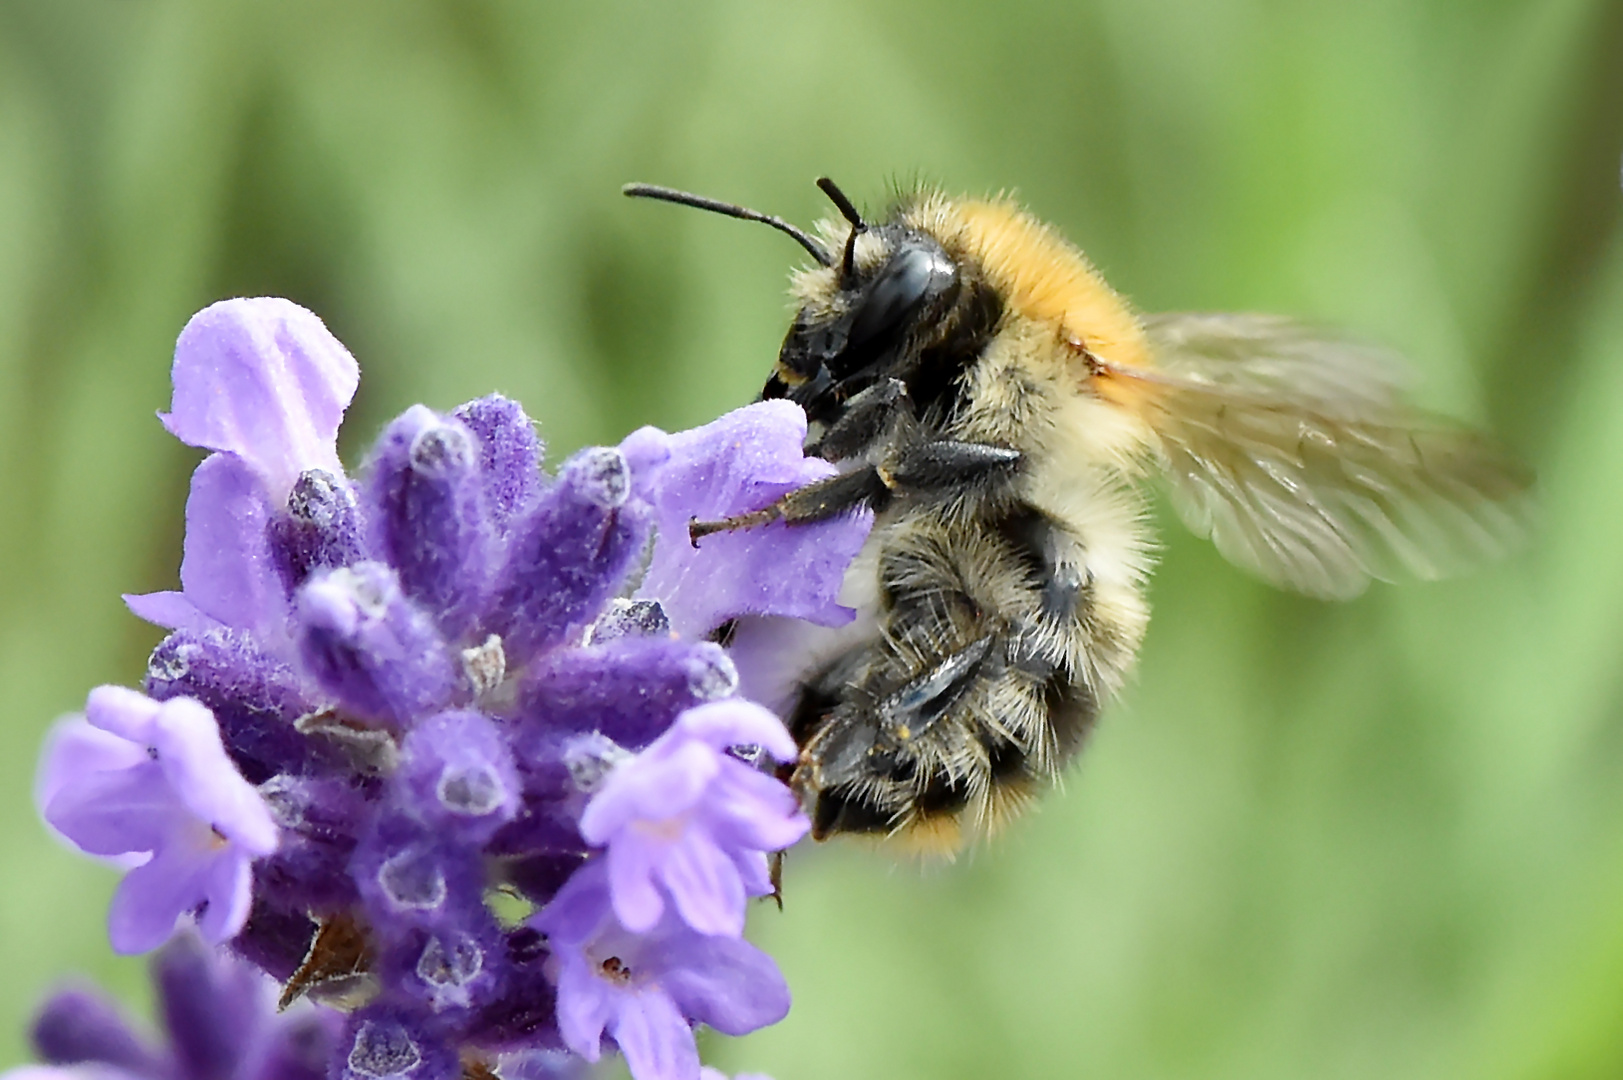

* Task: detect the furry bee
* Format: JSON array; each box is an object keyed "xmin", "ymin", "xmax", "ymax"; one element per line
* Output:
[{"xmin": 625, "ymin": 179, "xmax": 1531, "ymax": 852}]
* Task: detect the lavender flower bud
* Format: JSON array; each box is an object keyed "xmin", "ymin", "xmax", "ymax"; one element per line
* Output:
[
  {"xmin": 338, "ymin": 1007, "xmax": 457, "ymax": 1080},
  {"xmin": 586, "ymin": 599, "xmax": 671, "ymax": 645},
  {"xmin": 295, "ymin": 563, "xmax": 458, "ymax": 727},
  {"xmin": 488, "ymin": 448, "xmax": 649, "ymax": 664},
  {"xmin": 270, "ymin": 469, "xmax": 367, "ymax": 592},
  {"xmin": 512, "ymin": 638, "xmax": 737, "ymax": 750},
  {"xmin": 30, "ymin": 988, "xmax": 163, "ymax": 1074},
  {"xmin": 154, "ymin": 932, "xmax": 269, "ymax": 1080},
  {"xmin": 364, "ymin": 408, "xmax": 491, "ymax": 640},
  {"xmin": 453, "ymin": 394, "xmax": 543, "ymax": 533},
  {"xmin": 394, "ymin": 711, "xmax": 519, "ymax": 842}
]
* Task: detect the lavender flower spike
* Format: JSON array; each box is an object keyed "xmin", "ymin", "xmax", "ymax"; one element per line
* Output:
[
  {"xmin": 580, "ymin": 701, "xmax": 808, "ymax": 938},
  {"xmin": 536, "ymin": 862, "xmax": 791, "ymax": 1080},
  {"xmin": 39, "ymin": 687, "xmax": 278, "ymax": 953}
]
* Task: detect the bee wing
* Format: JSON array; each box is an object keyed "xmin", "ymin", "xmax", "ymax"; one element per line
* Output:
[{"xmin": 1110, "ymin": 313, "xmax": 1532, "ymax": 600}]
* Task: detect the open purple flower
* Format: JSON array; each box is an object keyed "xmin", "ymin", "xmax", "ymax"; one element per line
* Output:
[
  {"xmin": 39, "ymin": 687, "xmax": 278, "ymax": 954},
  {"xmin": 536, "ymin": 862, "xmax": 790, "ymax": 1080},
  {"xmin": 580, "ymin": 702, "xmax": 807, "ymax": 938},
  {"xmin": 621, "ymin": 403, "xmax": 871, "ymax": 640},
  {"xmin": 126, "ymin": 298, "xmax": 362, "ymax": 647}
]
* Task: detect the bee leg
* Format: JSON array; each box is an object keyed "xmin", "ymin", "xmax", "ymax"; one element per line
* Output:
[
  {"xmin": 690, "ymin": 438, "xmax": 1022, "ymax": 542},
  {"xmin": 688, "ymin": 438, "xmax": 1022, "ymax": 543},
  {"xmin": 876, "ymin": 634, "xmax": 996, "ymax": 742},
  {"xmin": 998, "ymin": 507, "xmax": 1090, "ymax": 621},
  {"xmin": 808, "ymin": 378, "xmax": 910, "ymax": 461},
  {"xmin": 688, "ymin": 467, "xmax": 892, "ymax": 542},
  {"xmin": 882, "ymin": 439, "xmax": 1022, "ymax": 495}
]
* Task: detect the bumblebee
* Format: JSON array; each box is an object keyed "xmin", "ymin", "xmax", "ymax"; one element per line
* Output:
[{"xmin": 625, "ymin": 179, "xmax": 1530, "ymax": 852}]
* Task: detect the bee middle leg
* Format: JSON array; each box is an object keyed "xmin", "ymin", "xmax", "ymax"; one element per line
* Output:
[{"xmin": 689, "ymin": 438, "xmax": 1022, "ymax": 543}]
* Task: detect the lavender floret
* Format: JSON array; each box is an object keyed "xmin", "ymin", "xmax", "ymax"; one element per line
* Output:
[{"xmin": 25, "ymin": 297, "xmax": 874, "ymax": 1080}]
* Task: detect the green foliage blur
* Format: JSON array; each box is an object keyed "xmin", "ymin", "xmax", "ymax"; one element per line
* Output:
[{"xmin": 1, "ymin": 2, "xmax": 1620, "ymax": 1077}]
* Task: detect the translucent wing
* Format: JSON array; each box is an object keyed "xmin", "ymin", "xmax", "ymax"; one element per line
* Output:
[{"xmin": 1108, "ymin": 313, "xmax": 1532, "ymax": 600}]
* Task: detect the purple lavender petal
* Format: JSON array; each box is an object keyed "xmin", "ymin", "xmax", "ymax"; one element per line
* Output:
[
  {"xmin": 53, "ymin": 690, "xmax": 276, "ymax": 952},
  {"xmin": 362, "ymin": 408, "xmax": 491, "ymax": 640},
  {"xmin": 729, "ymin": 851, "xmax": 773, "ymax": 901},
  {"xmin": 83, "ymin": 685, "xmax": 163, "ymax": 742},
  {"xmin": 655, "ymin": 832, "xmax": 746, "ymax": 938},
  {"xmin": 576, "ymin": 701, "xmax": 807, "ymax": 939},
  {"xmin": 148, "ymin": 696, "xmax": 278, "ymax": 855},
  {"xmin": 488, "ymin": 448, "xmax": 650, "ymax": 664},
  {"xmin": 194, "ymin": 853, "xmax": 257, "ymax": 945},
  {"xmin": 699, "ymin": 766, "xmax": 808, "ymax": 854},
  {"xmin": 532, "ymin": 862, "xmax": 615, "ymax": 948},
  {"xmin": 123, "ymin": 592, "xmax": 223, "ymax": 634},
  {"xmin": 453, "ymin": 395, "xmax": 543, "ymax": 533},
  {"xmin": 30, "ymin": 987, "xmax": 166, "ymax": 1076},
  {"xmin": 606, "ymin": 989, "xmax": 697, "ymax": 1080},
  {"xmin": 177, "ymin": 453, "xmax": 287, "ymax": 644},
  {"xmin": 649, "ymin": 934, "xmax": 790, "ymax": 1038},
  {"xmin": 35, "ymin": 717, "xmax": 150, "ymax": 852},
  {"xmin": 671, "ymin": 701, "xmax": 797, "ymax": 763},
  {"xmin": 268, "ymin": 470, "xmax": 368, "ymax": 593},
  {"xmin": 627, "ymin": 402, "xmax": 872, "ymax": 639},
  {"xmin": 295, "ymin": 563, "xmax": 457, "ymax": 726},
  {"xmin": 603, "ymin": 839, "xmax": 664, "ymax": 935},
  {"xmin": 538, "ymin": 864, "xmax": 790, "ymax": 1079},
  {"xmin": 162, "ymin": 298, "xmax": 358, "ymax": 500},
  {"xmin": 551, "ymin": 953, "xmax": 612, "ymax": 1063},
  {"xmin": 578, "ymin": 740, "xmax": 719, "ymax": 842},
  {"xmin": 107, "ymin": 848, "xmax": 214, "ymax": 955},
  {"xmin": 44, "ymin": 761, "xmax": 174, "ymax": 858}
]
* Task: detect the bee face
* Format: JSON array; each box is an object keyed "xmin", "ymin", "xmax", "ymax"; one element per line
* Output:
[
  {"xmin": 626, "ymin": 178, "xmax": 1532, "ymax": 852},
  {"xmin": 764, "ymin": 225, "xmax": 1009, "ymax": 438}
]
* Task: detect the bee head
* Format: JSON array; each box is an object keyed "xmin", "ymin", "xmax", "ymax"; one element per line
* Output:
[
  {"xmin": 764, "ymin": 180, "xmax": 959, "ymax": 422},
  {"xmin": 622, "ymin": 177, "xmax": 992, "ymax": 426}
]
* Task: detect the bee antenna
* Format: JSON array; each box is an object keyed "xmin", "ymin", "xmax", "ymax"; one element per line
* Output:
[
  {"xmin": 816, "ymin": 177, "xmax": 865, "ymax": 278},
  {"xmin": 622, "ymin": 182, "xmax": 834, "ymax": 268}
]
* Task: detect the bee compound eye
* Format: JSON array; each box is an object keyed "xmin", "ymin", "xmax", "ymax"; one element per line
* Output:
[{"xmin": 846, "ymin": 243, "xmax": 957, "ymax": 347}]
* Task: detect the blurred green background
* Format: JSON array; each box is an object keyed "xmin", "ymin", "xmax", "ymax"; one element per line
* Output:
[{"xmin": 1, "ymin": 1, "xmax": 1621, "ymax": 1078}]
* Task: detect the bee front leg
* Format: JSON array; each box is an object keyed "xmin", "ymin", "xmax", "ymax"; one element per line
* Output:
[
  {"xmin": 809, "ymin": 378, "xmax": 910, "ymax": 461},
  {"xmin": 689, "ymin": 437, "xmax": 1022, "ymax": 544}
]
